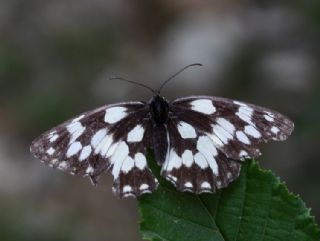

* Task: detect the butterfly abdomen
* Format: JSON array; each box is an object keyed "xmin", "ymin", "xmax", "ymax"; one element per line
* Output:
[{"xmin": 152, "ymin": 124, "xmax": 168, "ymax": 165}]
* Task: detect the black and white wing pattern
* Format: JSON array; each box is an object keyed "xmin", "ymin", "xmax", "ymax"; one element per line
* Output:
[
  {"xmin": 30, "ymin": 102, "xmax": 158, "ymax": 198},
  {"xmin": 31, "ymin": 94, "xmax": 294, "ymax": 198},
  {"xmin": 161, "ymin": 96, "xmax": 294, "ymax": 193}
]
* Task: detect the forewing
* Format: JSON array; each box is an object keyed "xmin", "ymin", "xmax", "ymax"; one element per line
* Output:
[
  {"xmin": 30, "ymin": 102, "xmax": 158, "ymax": 198},
  {"xmin": 160, "ymin": 96, "xmax": 294, "ymax": 193},
  {"xmin": 171, "ymin": 96, "xmax": 294, "ymax": 160}
]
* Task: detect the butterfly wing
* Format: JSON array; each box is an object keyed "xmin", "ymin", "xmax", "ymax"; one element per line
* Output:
[
  {"xmin": 161, "ymin": 117, "xmax": 241, "ymax": 193},
  {"xmin": 160, "ymin": 96, "xmax": 294, "ymax": 193},
  {"xmin": 30, "ymin": 102, "xmax": 158, "ymax": 198},
  {"xmin": 171, "ymin": 96, "xmax": 294, "ymax": 159}
]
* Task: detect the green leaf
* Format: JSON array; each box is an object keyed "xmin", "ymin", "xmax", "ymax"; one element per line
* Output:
[{"xmin": 138, "ymin": 154, "xmax": 320, "ymax": 241}]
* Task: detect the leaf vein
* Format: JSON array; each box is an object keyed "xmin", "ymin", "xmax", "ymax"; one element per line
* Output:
[
  {"xmin": 233, "ymin": 168, "xmax": 248, "ymax": 241},
  {"xmin": 143, "ymin": 202, "xmax": 221, "ymax": 234},
  {"xmin": 198, "ymin": 195, "xmax": 226, "ymax": 241}
]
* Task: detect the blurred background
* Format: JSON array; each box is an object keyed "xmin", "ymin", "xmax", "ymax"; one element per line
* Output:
[{"xmin": 0, "ymin": 0, "xmax": 319, "ymax": 240}]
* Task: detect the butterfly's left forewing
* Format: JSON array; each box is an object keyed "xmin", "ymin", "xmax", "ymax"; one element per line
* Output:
[{"xmin": 30, "ymin": 102, "xmax": 158, "ymax": 198}]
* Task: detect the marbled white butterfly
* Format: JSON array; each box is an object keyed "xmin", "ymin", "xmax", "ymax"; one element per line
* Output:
[{"xmin": 30, "ymin": 64, "xmax": 294, "ymax": 198}]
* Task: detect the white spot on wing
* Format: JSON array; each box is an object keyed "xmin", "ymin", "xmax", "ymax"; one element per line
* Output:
[
  {"xmin": 100, "ymin": 135, "xmax": 113, "ymax": 156},
  {"xmin": 92, "ymin": 129, "xmax": 113, "ymax": 157},
  {"xmin": 234, "ymin": 100, "xmax": 246, "ymax": 106},
  {"xmin": 207, "ymin": 133, "xmax": 224, "ymax": 147},
  {"xmin": 51, "ymin": 159, "xmax": 59, "ymax": 166},
  {"xmin": 121, "ymin": 156, "xmax": 134, "ymax": 173},
  {"xmin": 104, "ymin": 106, "xmax": 127, "ymax": 124},
  {"xmin": 127, "ymin": 124, "xmax": 145, "ymax": 142},
  {"xmin": 216, "ymin": 118, "xmax": 235, "ymax": 135},
  {"xmin": 207, "ymin": 159, "xmax": 218, "ymax": 175},
  {"xmin": 67, "ymin": 122, "xmax": 86, "ymax": 144},
  {"xmin": 134, "ymin": 153, "xmax": 147, "ymax": 170},
  {"xmin": 123, "ymin": 193, "xmax": 135, "ymax": 198},
  {"xmin": 58, "ymin": 161, "xmax": 68, "ymax": 170},
  {"xmin": 166, "ymin": 149, "xmax": 182, "ymax": 171},
  {"xmin": 239, "ymin": 150, "xmax": 248, "ymax": 157},
  {"xmin": 236, "ymin": 106, "xmax": 254, "ymax": 125},
  {"xmin": 167, "ymin": 174, "xmax": 177, "ymax": 183},
  {"xmin": 67, "ymin": 141, "xmax": 82, "ymax": 157},
  {"xmin": 91, "ymin": 129, "xmax": 107, "ymax": 148},
  {"xmin": 264, "ymin": 114, "xmax": 275, "ymax": 122},
  {"xmin": 123, "ymin": 185, "xmax": 132, "ymax": 193},
  {"xmin": 86, "ymin": 166, "xmax": 94, "ymax": 174},
  {"xmin": 244, "ymin": 125, "xmax": 261, "ymax": 138},
  {"xmin": 79, "ymin": 145, "xmax": 92, "ymax": 161},
  {"xmin": 177, "ymin": 121, "xmax": 197, "ymax": 139},
  {"xmin": 110, "ymin": 142, "xmax": 129, "ymax": 179},
  {"xmin": 212, "ymin": 124, "xmax": 233, "ymax": 144},
  {"xmin": 201, "ymin": 182, "xmax": 211, "ymax": 189},
  {"xmin": 271, "ymin": 126, "xmax": 280, "ymax": 134},
  {"xmin": 105, "ymin": 143, "xmax": 118, "ymax": 158},
  {"xmin": 49, "ymin": 134, "xmax": 59, "ymax": 142},
  {"xmin": 182, "ymin": 150, "xmax": 193, "ymax": 167},
  {"xmin": 140, "ymin": 184, "xmax": 149, "ymax": 190},
  {"xmin": 191, "ymin": 99, "xmax": 216, "ymax": 114},
  {"xmin": 197, "ymin": 136, "xmax": 219, "ymax": 174},
  {"xmin": 162, "ymin": 128, "xmax": 171, "ymax": 170},
  {"xmin": 72, "ymin": 114, "xmax": 85, "ymax": 123},
  {"xmin": 194, "ymin": 152, "xmax": 208, "ymax": 169},
  {"xmin": 48, "ymin": 131, "xmax": 56, "ymax": 138},
  {"xmin": 227, "ymin": 172, "xmax": 232, "ymax": 179},
  {"xmin": 236, "ymin": 131, "xmax": 251, "ymax": 144},
  {"xmin": 197, "ymin": 136, "xmax": 218, "ymax": 157},
  {"xmin": 46, "ymin": 147, "xmax": 55, "ymax": 155}
]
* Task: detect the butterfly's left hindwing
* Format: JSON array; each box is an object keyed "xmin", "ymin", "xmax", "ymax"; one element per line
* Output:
[{"xmin": 30, "ymin": 102, "xmax": 158, "ymax": 198}]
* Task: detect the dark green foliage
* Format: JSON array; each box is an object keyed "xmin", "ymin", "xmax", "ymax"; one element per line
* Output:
[{"xmin": 139, "ymin": 155, "xmax": 320, "ymax": 241}]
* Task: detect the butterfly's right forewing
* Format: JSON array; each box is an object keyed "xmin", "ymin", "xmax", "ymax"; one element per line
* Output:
[{"xmin": 171, "ymin": 96, "xmax": 294, "ymax": 160}]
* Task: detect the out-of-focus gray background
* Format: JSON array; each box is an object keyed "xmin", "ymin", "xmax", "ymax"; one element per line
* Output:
[{"xmin": 0, "ymin": 1, "xmax": 319, "ymax": 240}]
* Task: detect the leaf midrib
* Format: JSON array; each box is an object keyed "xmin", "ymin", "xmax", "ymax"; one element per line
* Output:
[
  {"xmin": 233, "ymin": 166, "xmax": 248, "ymax": 241},
  {"xmin": 198, "ymin": 194, "xmax": 226, "ymax": 241},
  {"xmin": 260, "ymin": 182, "xmax": 274, "ymax": 241},
  {"xmin": 160, "ymin": 183, "xmax": 225, "ymax": 237}
]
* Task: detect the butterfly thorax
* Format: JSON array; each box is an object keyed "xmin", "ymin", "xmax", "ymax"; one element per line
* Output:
[{"xmin": 149, "ymin": 95, "xmax": 169, "ymax": 124}]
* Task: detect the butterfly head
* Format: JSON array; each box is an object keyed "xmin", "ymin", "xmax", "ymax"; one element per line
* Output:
[{"xmin": 149, "ymin": 94, "xmax": 169, "ymax": 124}]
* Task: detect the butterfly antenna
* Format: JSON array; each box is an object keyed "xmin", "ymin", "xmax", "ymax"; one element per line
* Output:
[
  {"xmin": 109, "ymin": 77, "xmax": 157, "ymax": 95},
  {"xmin": 157, "ymin": 63, "xmax": 203, "ymax": 93}
]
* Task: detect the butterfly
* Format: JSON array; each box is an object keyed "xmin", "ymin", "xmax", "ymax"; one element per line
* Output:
[{"xmin": 30, "ymin": 63, "xmax": 294, "ymax": 198}]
